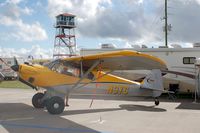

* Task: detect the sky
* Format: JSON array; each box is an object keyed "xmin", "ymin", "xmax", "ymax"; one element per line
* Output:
[{"xmin": 0, "ymin": 0, "xmax": 200, "ymax": 58}]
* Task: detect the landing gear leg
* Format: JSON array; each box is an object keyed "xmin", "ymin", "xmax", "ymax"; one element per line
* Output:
[
  {"xmin": 65, "ymin": 92, "xmax": 69, "ymax": 107},
  {"xmin": 155, "ymin": 97, "xmax": 160, "ymax": 106}
]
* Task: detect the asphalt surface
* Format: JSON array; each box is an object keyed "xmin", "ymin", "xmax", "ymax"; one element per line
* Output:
[{"xmin": 0, "ymin": 88, "xmax": 200, "ymax": 133}]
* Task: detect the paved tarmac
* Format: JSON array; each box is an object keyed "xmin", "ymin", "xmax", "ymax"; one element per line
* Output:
[{"xmin": 0, "ymin": 88, "xmax": 200, "ymax": 133}]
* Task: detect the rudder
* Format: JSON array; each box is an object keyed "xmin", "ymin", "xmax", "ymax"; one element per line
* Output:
[{"xmin": 141, "ymin": 69, "xmax": 164, "ymax": 97}]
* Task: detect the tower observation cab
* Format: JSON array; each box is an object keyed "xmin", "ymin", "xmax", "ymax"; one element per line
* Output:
[{"xmin": 53, "ymin": 13, "xmax": 77, "ymax": 58}]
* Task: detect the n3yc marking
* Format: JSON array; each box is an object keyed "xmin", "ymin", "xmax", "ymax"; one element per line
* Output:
[{"xmin": 107, "ymin": 86, "xmax": 129, "ymax": 95}]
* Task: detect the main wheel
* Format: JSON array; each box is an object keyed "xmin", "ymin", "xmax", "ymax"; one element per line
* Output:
[
  {"xmin": 32, "ymin": 93, "xmax": 45, "ymax": 108},
  {"xmin": 46, "ymin": 96, "xmax": 65, "ymax": 114},
  {"xmin": 155, "ymin": 98, "xmax": 160, "ymax": 106}
]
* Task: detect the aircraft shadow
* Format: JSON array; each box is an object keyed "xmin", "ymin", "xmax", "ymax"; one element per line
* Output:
[
  {"xmin": 70, "ymin": 95, "xmax": 155, "ymax": 102},
  {"xmin": 61, "ymin": 108, "xmax": 123, "ymax": 116},
  {"xmin": 70, "ymin": 94, "xmax": 197, "ymax": 105},
  {"xmin": 176, "ymin": 102, "xmax": 200, "ymax": 110},
  {"xmin": 119, "ymin": 104, "xmax": 166, "ymax": 112},
  {"xmin": 0, "ymin": 103, "xmax": 121, "ymax": 133}
]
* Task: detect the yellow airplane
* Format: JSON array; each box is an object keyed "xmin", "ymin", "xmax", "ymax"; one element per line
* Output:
[{"xmin": 11, "ymin": 50, "xmax": 167, "ymax": 114}]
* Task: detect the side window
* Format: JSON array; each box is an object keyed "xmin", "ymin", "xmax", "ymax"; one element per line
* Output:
[
  {"xmin": 61, "ymin": 66, "xmax": 74, "ymax": 76},
  {"xmin": 0, "ymin": 65, "xmax": 2, "ymax": 69},
  {"xmin": 87, "ymin": 72, "xmax": 94, "ymax": 80},
  {"xmin": 61, "ymin": 66, "xmax": 80, "ymax": 77},
  {"xmin": 183, "ymin": 57, "xmax": 196, "ymax": 64},
  {"xmin": 51, "ymin": 63, "xmax": 63, "ymax": 73}
]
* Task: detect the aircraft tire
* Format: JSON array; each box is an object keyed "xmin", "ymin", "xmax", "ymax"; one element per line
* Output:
[
  {"xmin": 155, "ymin": 98, "xmax": 160, "ymax": 106},
  {"xmin": 46, "ymin": 96, "xmax": 65, "ymax": 114},
  {"xmin": 32, "ymin": 93, "xmax": 45, "ymax": 108}
]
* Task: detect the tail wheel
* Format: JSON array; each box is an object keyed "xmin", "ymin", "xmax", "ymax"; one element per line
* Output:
[
  {"xmin": 46, "ymin": 96, "xmax": 65, "ymax": 114},
  {"xmin": 32, "ymin": 93, "xmax": 45, "ymax": 108},
  {"xmin": 155, "ymin": 98, "xmax": 160, "ymax": 106}
]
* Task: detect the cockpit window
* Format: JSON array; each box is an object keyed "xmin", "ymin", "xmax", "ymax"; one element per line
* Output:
[
  {"xmin": 61, "ymin": 65, "xmax": 80, "ymax": 77},
  {"xmin": 51, "ymin": 63, "xmax": 63, "ymax": 73},
  {"xmin": 47, "ymin": 60, "xmax": 95, "ymax": 80},
  {"xmin": 49, "ymin": 60, "xmax": 80, "ymax": 77}
]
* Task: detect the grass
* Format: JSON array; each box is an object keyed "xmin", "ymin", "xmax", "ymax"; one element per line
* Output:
[{"xmin": 0, "ymin": 80, "xmax": 31, "ymax": 89}]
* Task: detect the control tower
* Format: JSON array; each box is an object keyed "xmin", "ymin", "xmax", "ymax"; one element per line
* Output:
[{"xmin": 53, "ymin": 13, "xmax": 77, "ymax": 58}]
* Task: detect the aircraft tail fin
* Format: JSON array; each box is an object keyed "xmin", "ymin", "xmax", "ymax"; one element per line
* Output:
[{"xmin": 141, "ymin": 69, "xmax": 164, "ymax": 97}]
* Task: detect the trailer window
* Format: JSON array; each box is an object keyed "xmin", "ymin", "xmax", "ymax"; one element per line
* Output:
[{"xmin": 183, "ymin": 57, "xmax": 196, "ymax": 64}]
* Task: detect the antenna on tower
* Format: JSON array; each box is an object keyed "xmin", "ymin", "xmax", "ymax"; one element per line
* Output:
[{"xmin": 53, "ymin": 13, "xmax": 77, "ymax": 58}]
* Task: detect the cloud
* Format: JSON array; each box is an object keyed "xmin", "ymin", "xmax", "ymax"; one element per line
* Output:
[
  {"xmin": 47, "ymin": 0, "xmax": 112, "ymax": 18},
  {"xmin": 79, "ymin": 1, "xmax": 158, "ymax": 42},
  {"xmin": 0, "ymin": 45, "xmax": 53, "ymax": 59},
  {"xmin": 21, "ymin": 6, "xmax": 34, "ymax": 15},
  {"xmin": 167, "ymin": 0, "xmax": 200, "ymax": 42},
  {"xmin": 5, "ymin": 0, "xmax": 23, "ymax": 4},
  {"xmin": 47, "ymin": 0, "xmax": 200, "ymax": 46},
  {"xmin": 47, "ymin": 0, "xmax": 161, "ymax": 44},
  {"xmin": 13, "ymin": 21, "xmax": 47, "ymax": 42},
  {"xmin": 0, "ymin": 15, "xmax": 48, "ymax": 41},
  {"xmin": 1, "ymin": 0, "xmax": 33, "ymax": 18},
  {"xmin": 0, "ymin": 0, "xmax": 47, "ymax": 42}
]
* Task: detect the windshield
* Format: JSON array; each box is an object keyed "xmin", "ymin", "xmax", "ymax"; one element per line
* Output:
[
  {"xmin": 47, "ymin": 59, "xmax": 94, "ymax": 79},
  {"xmin": 48, "ymin": 60, "xmax": 80, "ymax": 77}
]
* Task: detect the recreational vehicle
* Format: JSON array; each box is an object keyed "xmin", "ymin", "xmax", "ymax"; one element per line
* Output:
[{"xmin": 81, "ymin": 45, "xmax": 200, "ymax": 93}]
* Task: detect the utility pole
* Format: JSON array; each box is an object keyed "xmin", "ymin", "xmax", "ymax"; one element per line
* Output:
[{"xmin": 165, "ymin": 0, "xmax": 168, "ymax": 47}]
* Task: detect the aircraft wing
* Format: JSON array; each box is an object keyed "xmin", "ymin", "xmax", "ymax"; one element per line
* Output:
[{"xmin": 62, "ymin": 50, "xmax": 167, "ymax": 70}]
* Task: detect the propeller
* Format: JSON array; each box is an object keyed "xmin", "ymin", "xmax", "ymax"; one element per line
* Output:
[
  {"xmin": 0, "ymin": 57, "xmax": 37, "ymax": 89},
  {"xmin": 11, "ymin": 57, "xmax": 20, "ymax": 82},
  {"xmin": 11, "ymin": 57, "xmax": 19, "ymax": 72},
  {"xmin": 0, "ymin": 57, "xmax": 19, "ymax": 80},
  {"xmin": 14, "ymin": 57, "xmax": 18, "ymax": 65}
]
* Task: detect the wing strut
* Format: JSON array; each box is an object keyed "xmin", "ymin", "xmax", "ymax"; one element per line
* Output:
[
  {"xmin": 70, "ymin": 60, "xmax": 101, "ymax": 90},
  {"xmin": 74, "ymin": 70, "xmax": 113, "ymax": 90},
  {"xmin": 90, "ymin": 63, "xmax": 102, "ymax": 108}
]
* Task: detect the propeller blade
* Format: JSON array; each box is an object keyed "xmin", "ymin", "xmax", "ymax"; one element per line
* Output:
[
  {"xmin": 11, "ymin": 65, "xmax": 19, "ymax": 72},
  {"xmin": 14, "ymin": 56, "xmax": 18, "ymax": 66}
]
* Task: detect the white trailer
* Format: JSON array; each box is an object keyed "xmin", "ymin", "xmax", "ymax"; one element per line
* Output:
[{"xmin": 80, "ymin": 47, "xmax": 200, "ymax": 93}]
